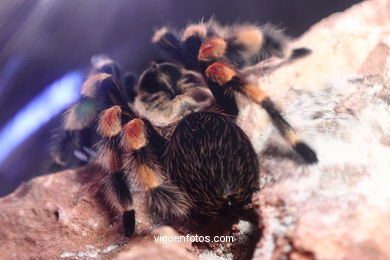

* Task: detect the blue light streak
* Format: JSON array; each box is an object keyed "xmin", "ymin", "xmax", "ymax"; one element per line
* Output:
[{"xmin": 0, "ymin": 71, "xmax": 84, "ymax": 164}]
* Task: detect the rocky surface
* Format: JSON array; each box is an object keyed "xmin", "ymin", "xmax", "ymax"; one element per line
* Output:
[
  {"xmin": 0, "ymin": 164, "xmax": 258, "ymax": 259},
  {"xmin": 251, "ymin": 0, "xmax": 390, "ymax": 259},
  {"xmin": 0, "ymin": 165, "xmax": 126, "ymax": 259},
  {"xmin": 1, "ymin": 0, "xmax": 390, "ymax": 259}
]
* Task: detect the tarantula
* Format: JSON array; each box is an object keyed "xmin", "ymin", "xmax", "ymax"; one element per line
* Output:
[{"xmin": 50, "ymin": 21, "xmax": 318, "ymax": 237}]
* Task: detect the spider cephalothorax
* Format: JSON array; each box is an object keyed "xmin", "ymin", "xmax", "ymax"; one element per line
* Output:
[
  {"xmin": 50, "ymin": 20, "xmax": 318, "ymax": 237},
  {"xmin": 134, "ymin": 62, "xmax": 214, "ymax": 128}
]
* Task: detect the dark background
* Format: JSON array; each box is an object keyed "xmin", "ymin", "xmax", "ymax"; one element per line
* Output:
[{"xmin": 0, "ymin": 0, "xmax": 362, "ymax": 196}]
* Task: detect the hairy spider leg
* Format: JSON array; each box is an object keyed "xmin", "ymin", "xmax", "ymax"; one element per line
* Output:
[
  {"xmin": 97, "ymin": 105, "xmax": 135, "ymax": 237},
  {"xmin": 120, "ymin": 117, "xmax": 192, "ymax": 223},
  {"xmin": 49, "ymin": 58, "xmax": 129, "ymax": 169},
  {"xmin": 152, "ymin": 23, "xmax": 213, "ymax": 70},
  {"xmin": 197, "ymin": 24, "xmax": 311, "ymax": 69},
  {"xmin": 153, "ymin": 22, "xmax": 311, "ymax": 73},
  {"xmin": 98, "ymin": 90, "xmax": 191, "ymax": 236},
  {"xmin": 199, "ymin": 39, "xmax": 318, "ymax": 164}
]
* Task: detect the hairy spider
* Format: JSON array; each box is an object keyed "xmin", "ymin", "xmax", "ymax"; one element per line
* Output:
[{"xmin": 50, "ymin": 20, "xmax": 318, "ymax": 237}]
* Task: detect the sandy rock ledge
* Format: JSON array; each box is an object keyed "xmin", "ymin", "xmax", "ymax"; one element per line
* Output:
[{"xmin": 252, "ymin": 0, "xmax": 390, "ymax": 259}]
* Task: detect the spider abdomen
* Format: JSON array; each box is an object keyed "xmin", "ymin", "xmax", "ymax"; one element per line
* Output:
[{"xmin": 165, "ymin": 111, "xmax": 260, "ymax": 221}]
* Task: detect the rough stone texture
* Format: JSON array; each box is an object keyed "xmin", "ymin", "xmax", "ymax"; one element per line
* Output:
[
  {"xmin": 251, "ymin": 0, "xmax": 390, "ymax": 259},
  {"xmin": 1, "ymin": 0, "xmax": 390, "ymax": 259},
  {"xmin": 0, "ymin": 163, "xmax": 258, "ymax": 259},
  {"xmin": 0, "ymin": 165, "xmax": 128, "ymax": 259}
]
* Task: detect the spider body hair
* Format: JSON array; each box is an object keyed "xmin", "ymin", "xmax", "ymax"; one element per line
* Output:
[
  {"xmin": 51, "ymin": 20, "xmax": 319, "ymax": 238},
  {"xmin": 165, "ymin": 111, "xmax": 260, "ymax": 221},
  {"xmin": 134, "ymin": 62, "xmax": 214, "ymax": 128},
  {"xmin": 49, "ymin": 58, "xmax": 136, "ymax": 169},
  {"xmin": 153, "ymin": 21, "xmax": 311, "ymax": 71}
]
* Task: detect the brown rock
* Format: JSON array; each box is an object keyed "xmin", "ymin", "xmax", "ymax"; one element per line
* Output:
[
  {"xmin": 252, "ymin": 0, "xmax": 390, "ymax": 259},
  {"xmin": 0, "ymin": 164, "xmax": 127, "ymax": 259},
  {"xmin": 0, "ymin": 165, "xmax": 196, "ymax": 259},
  {"xmin": 0, "ymin": 163, "xmax": 257, "ymax": 259}
]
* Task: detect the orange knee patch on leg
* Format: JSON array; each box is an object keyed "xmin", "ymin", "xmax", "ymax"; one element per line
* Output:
[
  {"xmin": 286, "ymin": 129, "xmax": 299, "ymax": 146},
  {"xmin": 98, "ymin": 106, "xmax": 122, "ymax": 137},
  {"xmin": 235, "ymin": 27, "xmax": 264, "ymax": 51},
  {"xmin": 205, "ymin": 62, "xmax": 237, "ymax": 85},
  {"xmin": 122, "ymin": 119, "xmax": 147, "ymax": 151},
  {"xmin": 243, "ymin": 84, "xmax": 267, "ymax": 103},
  {"xmin": 138, "ymin": 165, "xmax": 162, "ymax": 189},
  {"xmin": 198, "ymin": 38, "xmax": 227, "ymax": 62}
]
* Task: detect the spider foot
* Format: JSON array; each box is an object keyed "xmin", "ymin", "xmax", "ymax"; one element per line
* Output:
[
  {"xmin": 122, "ymin": 209, "xmax": 136, "ymax": 237},
  {"xmin": 290, "ymin": 47, "xmax": 312, "ymax": 59},
  {"xmin": 293, "ymin": 142, "xmax": 318, "ymax": 164}
]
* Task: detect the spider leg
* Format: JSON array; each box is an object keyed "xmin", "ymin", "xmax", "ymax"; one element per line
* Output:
[
  {"xmin": 67, "ymin": 57, "xmax": 131, "ymax": 133},
  {"xmin": 181, "ymin": 23, "xmax": 209, "ymax": 70},
  {"xmin": 152, "ymin": 27, "xmax": 184, "ymax": 63},
  {"xmin": 259, "ymin": 24, "xmax": 311, "ymax": 61},
  {"xmin": 49, "ymin": 58, "xmax": 130, "ymax": 169},
  {"xmin": 93, "ymin": 55, "xmax": 138, "ymax": 103},
  {"xmin": 91, "ymin": 55, "xmax": 122, "ymax": 80},
  {"xmin": 198, "ymin": 25, "xmax": 311, "ymax": 70},
  {"xmin": 97, "ymin": 101, "xmax": 191, "ymax": 236},
  {"xmin": 120, "ymin": 117, "xmax": 192, "ymax": 223},
  {"xmin": 199, "ymin": 40, "xmax": 318, "ymax": 164},
  {"xmin": 97, "ymin": 105, "xmax": 135, "ymax": 237},
  {"xmin": 154, "ymin": 22, "xmax": 311, "ymax": 72},
  {"xmin": 96, "ymin": 94, "xmax": 153, "ymax": 237},
  {"xmin": 257, "ymin": 24, "xmax": 291, "ymax": 61},
  {"xmin": 152, "ymin": 24, "xmax": 211, "ymax": 70},
  {"xmin": 96, "ymin": 105, "xmax": 167, "ymax": 237}
]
